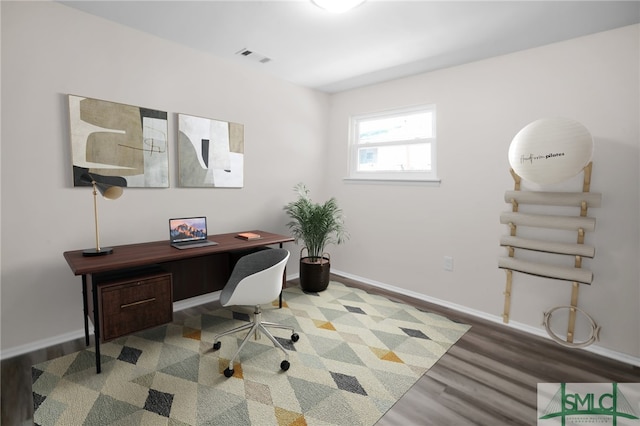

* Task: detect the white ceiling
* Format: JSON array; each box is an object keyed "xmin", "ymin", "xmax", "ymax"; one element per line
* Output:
[{"xmin": 60, "ymin": 1, "xmax": 640, "ymax": 93}]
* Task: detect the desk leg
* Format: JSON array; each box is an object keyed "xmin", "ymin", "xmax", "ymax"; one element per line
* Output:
[
  {"xmin": 90, "ymin": 275, "xmax": 102, "ymax": 374},
  {"xmin": 82, "ymin": 275, "xmax": 89, "ymax": 346},
  {"xmin": 279, "ymin": 243, "xmax": 284, "ymax": 308}
]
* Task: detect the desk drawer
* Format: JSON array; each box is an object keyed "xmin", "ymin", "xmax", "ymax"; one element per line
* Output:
[{"xmin": 99, "ymin": 272, "xmax": 172, "ymax": 341}]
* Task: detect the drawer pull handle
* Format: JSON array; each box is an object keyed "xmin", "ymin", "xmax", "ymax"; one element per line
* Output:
[{"xmin": 121, "ymin": 298, "xmax": 156, "ymax": 309}]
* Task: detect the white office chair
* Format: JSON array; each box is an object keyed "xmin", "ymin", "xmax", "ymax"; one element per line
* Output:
[{"xmin": 212, "ymin": 248, "xmax": 299, "ymax": 377}]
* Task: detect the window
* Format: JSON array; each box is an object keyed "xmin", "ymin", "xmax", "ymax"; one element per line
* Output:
[{"xmin": 348, "ymin": 105, "xmax": 438, "ymax": 182}]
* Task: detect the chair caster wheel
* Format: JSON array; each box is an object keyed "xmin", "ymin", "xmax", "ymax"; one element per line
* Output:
[
  {"xmin": 291, "ymin": 333, "xmax": 299, "ymax": 342},
  {"xmin": 280, "ymin": 360, "xmax": 290, "ymax": 371},
  {"xmin": 224, "ymin": 367, "xmax": 234, "ymax": 377},
  {"xmin": 213, "ymin": 342, "xmax": 221, "ymax": 350}
]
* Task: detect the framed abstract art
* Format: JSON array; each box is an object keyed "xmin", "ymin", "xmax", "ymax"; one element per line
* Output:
[
  {"xmin": 68, "ymin": 95, "xmax": 169, "ymax": 188},
  {"xmin": 177, "ymin": 113, "xmax": 244, "ymax": 188}
]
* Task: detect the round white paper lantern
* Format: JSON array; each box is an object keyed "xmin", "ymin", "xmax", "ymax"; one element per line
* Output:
[{"xmin": 508, "ymin": 118, "xmax": 593, "ymax": 185}]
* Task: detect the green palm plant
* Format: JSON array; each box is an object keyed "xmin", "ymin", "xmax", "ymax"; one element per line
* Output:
[{"xmin": 284, "ymin": 183, "xmax": 348, "ymax": 262}]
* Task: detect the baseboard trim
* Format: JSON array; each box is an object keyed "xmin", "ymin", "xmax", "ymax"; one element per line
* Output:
[
  {"xmin": 330, "ymin": 269, "xmax": 640, "ymax": 368},
  {"xmin": 173, "ymin": 291, "xmax": 221, "ymax": 311}
]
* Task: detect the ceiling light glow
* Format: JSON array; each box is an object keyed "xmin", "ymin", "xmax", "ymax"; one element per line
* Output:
[{"xmin": 312, "ymin": 0, "xmax": 366, "ymax": 13}]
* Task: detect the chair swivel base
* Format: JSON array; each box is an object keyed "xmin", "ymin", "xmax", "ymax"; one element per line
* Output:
[
  {"xmin": 212, "ymin": 306, "xmax": 299, "ymax": 377},
  {"xmin": 214, "ymin": 330, "xmax": 299, "ymax": 377}
]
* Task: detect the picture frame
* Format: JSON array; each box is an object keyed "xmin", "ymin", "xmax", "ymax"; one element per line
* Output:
[
  {"xmin": 177, "ymin": 113, "xmax": 244, "ymax": 188},
  {"xmin": 68, "ymin": 95, "xmax": 169, "ymax": 188}
]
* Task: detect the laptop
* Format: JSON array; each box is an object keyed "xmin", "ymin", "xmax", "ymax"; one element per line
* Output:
[{"xmin": 169, "ymin": 217, "xmax": 218, "ymax": 249}]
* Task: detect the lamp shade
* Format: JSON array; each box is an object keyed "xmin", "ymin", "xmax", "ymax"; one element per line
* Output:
[
  {"xmin": 508, "ymin": 118, "xmax": 593, "ymax": 185},
  {"xmin": 80, "ymin": 173, "xmax": 123, "ymax": 199},
  {"xmin": 96, "ymin": 182, "xmax": 123, "ymax": 200}
]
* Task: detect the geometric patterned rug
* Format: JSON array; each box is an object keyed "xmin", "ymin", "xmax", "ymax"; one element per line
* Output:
[{"xmin": 32, "ymin": 281, "xmax": 470, "ymax": 425}]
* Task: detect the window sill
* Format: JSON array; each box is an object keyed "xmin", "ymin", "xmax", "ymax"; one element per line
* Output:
[{"xmin": 343, "ymin": 177, "xmax": 441, "ymax": 186}]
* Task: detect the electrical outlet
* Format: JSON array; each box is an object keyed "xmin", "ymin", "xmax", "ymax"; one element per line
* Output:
[{"xmin": 444, "ymin": 256, "xmax": 454, "ymax": 271}]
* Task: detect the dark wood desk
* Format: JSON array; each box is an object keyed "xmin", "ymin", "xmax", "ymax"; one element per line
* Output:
[{"xmin": 63, "ymin": 230, "xmax": 293, "ymax": 373}]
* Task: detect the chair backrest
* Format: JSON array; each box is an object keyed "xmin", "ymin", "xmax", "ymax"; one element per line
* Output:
[{"xmin": 220, "ymin": 248, "xmax": 290, "ymax": 307}]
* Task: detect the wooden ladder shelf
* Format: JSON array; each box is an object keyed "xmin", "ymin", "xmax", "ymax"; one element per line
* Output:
[{"xmin": 499, "ymin": 162, "xmax": 601, "ymax": 347}]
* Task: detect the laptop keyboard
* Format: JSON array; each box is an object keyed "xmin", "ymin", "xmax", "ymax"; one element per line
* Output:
[{"xmin": 172, "ymin": 240, "xmax": 218, "ymax": 249}]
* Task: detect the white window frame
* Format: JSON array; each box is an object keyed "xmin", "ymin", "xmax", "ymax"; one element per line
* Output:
[{"xmin": 346, "ymin": 104, "xmax": 439, "ymax": 183}]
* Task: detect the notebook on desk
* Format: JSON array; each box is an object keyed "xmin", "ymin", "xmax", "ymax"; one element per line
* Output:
[{"xmin": 169, "ymin": 217, "xmax": 218, "ymax": 249}]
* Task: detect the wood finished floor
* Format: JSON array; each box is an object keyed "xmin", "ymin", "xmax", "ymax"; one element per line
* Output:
[{"xmin": 2, "ymin": 274, "xmax": 639, "ymax": 425}]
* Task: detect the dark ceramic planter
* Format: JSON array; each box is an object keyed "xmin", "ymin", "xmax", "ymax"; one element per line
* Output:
[{"xmin": 299, "ymin": 255, "xmax": 331, "ymax": 292}]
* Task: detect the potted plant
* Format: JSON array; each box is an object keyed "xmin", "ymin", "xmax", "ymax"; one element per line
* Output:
[{"xmin": 284, "ymin": 183, "xmax": 348, "ymax": 292}]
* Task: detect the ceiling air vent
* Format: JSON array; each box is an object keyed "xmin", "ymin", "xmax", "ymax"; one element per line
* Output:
[{"xmin": 235, "ymin": 48, "xmax": 272, "ymax": 64}]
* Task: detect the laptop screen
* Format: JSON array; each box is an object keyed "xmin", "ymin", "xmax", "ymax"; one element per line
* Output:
[{"xmin": 169, "ymin": 217, "xmax": 208, "ymax": 243}]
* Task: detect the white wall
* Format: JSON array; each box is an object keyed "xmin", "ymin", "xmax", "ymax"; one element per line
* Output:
[
  {"xmin": 1, "ymin": 1, "xmax": 328, "ymax": 354},
  {"xmin": 327, "ymin": 24, "xmax": 640, "ymax": 360}
]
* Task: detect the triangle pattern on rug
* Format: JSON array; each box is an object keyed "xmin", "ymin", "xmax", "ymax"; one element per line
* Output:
[
  {"xmin": 84, "ymin": 394, "xmax": 141, "ymax": 425},
  {"xmin": 274, "ymin": 406, "xmax": 306, "ymax": 426},
  {"xmin": 160, "ymin": 354, "xmax": 201, "ymax": 382},
  {"xmin": 288, "ymin": 376, "xmax": 339, "ymax": 413}
]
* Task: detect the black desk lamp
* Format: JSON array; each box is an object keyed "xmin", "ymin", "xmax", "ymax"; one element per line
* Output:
[{"xmin": 80, "ymin": 173, "xmax": 123, "ymax": 256}]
